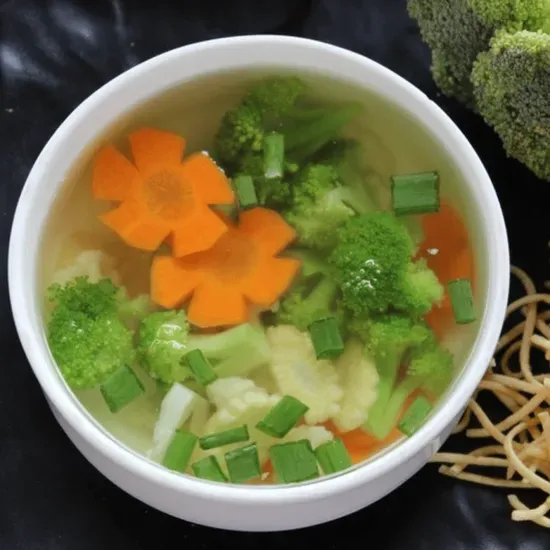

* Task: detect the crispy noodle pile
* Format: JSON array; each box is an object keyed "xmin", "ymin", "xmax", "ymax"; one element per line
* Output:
[{"xmin": 431, "ymin": 264, "xmax": 550, "ymax": 528}]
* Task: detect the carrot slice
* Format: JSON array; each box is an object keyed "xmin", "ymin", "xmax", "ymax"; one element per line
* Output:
[
  {"xmin": 149, "ymin": 207, "xmax": 301, "ymax": 328},
  {"xmin": 171, "ymin": 206, "xmax": 229, "ymax": 257},
  {"xmin": 238, "ymin": 207, "xmax": 297, "ymax": 256},
  {"xmin": 129, "ymin": 128, "xmax": 186, "ymax": 173},
  {"xmin": 188, "ymin": 280, "xmax": 248, "ymax": 328},
  {"xmin": 92, "ymin": 146, "xmax": 140, "ymax": 201},
  {"xmin": 151, "ymin": 256, "xmax": 203, "ymax": 309},
  {"xmin": 180, "ymin": 153, "xmax": 234, "ymax": 205},
  {"xmin": 242, "ymin": 257, "xmax": 301, "ymax": 307},
  {"xmin": 99, "ymin": 201, "xmax": 170, "ymax": 251}
]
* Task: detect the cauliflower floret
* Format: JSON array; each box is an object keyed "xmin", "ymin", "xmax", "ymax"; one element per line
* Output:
[
  {"xmin": 52, "ymin": 250, "xmax": 121, "ymax": 285},
  {"xmin": 199, "ymin": 378, "xmax": 283, "ymax": 467},
  {"xmin": 284, "ymin": 425, "xmax": 334, "ymax": 449},
  {"xmin": 267, "ymin": 325, "xmax": 343, "ymax": 425},
  {"xmin": 332, "ymin": 337, "xmax": 379, "ymax": 432}
]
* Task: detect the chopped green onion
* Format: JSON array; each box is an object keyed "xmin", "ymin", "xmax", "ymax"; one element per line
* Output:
[
  {"xmin": 398, "ymin": 395, "xmax": 433, "ymax": 437},
  {"xmin": 314, "ymin": 439, "xmax": 352, "ymax": 475},
  {"xmin": 191, "ymin": 456, "xmax": 228, "ymax": 482},
  {"xmin": 391, "ymin": 171, "xmax": 440, "ymax": 216},
  {"xmin": 447, "ymin": 278, "xmax": 476, "ymax": 324},
  {"xmin": 234, "ymin": 175, "xmax": 258, "ymax": 210},
  {"xmin": 162, "ymin": 430, "xmax": 198, "ymax": 473},
  {"xmin": 308, "ymin": 317, "xmax": 344, "ymax": 359},
  {"xmin": 269, "ymin": 440, "xmax": 319, "ymax": 484},
  {"xmin": 256, "ymin": 395, "xmax": 309, "ymax": 438},
  {"xmin": 225, "ymin": 443, "xmax": 261, "ymax": 483},
  {"xmin": 199, "ymin": 425, "xmax": 250, "ymax": 450},
  {"xmin": 264, "ymin": 132, "xmax": 285, "ymax": 179},
  {"xmin": 99, "ymin": 365, "xmax": 145, "ymax": 413},
  {"xmin": 182, "ymin": 349, "xmax": 217, "ymax": 386}
]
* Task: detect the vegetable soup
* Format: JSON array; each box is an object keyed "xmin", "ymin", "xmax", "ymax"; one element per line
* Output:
[{"xmin": 40, "ymin": 70, "xmax": 478, "ymax": 485}]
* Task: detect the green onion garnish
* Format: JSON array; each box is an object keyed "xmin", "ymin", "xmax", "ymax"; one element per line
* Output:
[
  {"xmin": 308, "ymin": 317, "xmax": 344, "ymax": 359},
  {"xmin": 264, "ymin": 132, "xmax": 285, "ymax": 179},
  {"xmin": 269, "ymin": 440, "xmax": 319, "ymax": 484},
  {"xmin": 225, "ymin": 443, "xmax": 261, "ymax": 483},
  {"xmin": 315, "ymin": 439, "xmax": 353, "ymax": 475},
  {"xmin": 256, "ymin": 395, "xmax": 309, "ymax": 438},
  {"xmin": 162, "ymin": 430, "xmax": 198, "ymax": 473},
  {"xmin": 391, "ymin": 171, "xmax": 440, "ymax": 216},
  {"xmin": 191, "ymin": 456, "xmax": 228, "ymax": 482},
  {"xmin": 182, "ymin": 349, "xmax": 217, "ymax": 386},
  {"xmin": 199, "ymin": 425, "xmax": 250, "ymax": 450},
  {"xmin": 447, "ymin": 278, "xmax": 476, "ymax": 324},
  {"xmin": 234, "ymin": 175, "xmax": 258, "ymax": 210},
  {"xmin": 99, "ymin": 365, "xmax": 145, "ymax": 413},
  {"xmin": 398, "ymin": 395, "xmax": 433, "ymax": 437}
]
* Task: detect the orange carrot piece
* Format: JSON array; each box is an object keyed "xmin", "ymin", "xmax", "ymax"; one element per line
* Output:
[
  {"xmin": 171, "ymin": 205, "xmax": 229, "ymax": 258},
  {"xmin": 150, "ymin": 256, "xmax": 203, "ymax": 309},
  {"xmin": 238, "ymin": 207, "xmax": 297, "ymax": 256},
  {"xmin": 188, "ymin": 280, "xmax": 248, "ymax": 328},
  {"xmin": 99, "ymin": 201, "xmax": 170, "ymax": 251},
  {"xmin": 92, "ymin": 146, "xmax": 140, "ymax": 201},
  {"xmin": 243, "ymin": 257, "xmax": 301, "ymax": 307},
  {"xmin": 129, "ymin": 128, "xmax": 186, "ymax": 173},
  {"xmin": 180, "ymin": 153, "xmax": 234, "ymax": 205}
]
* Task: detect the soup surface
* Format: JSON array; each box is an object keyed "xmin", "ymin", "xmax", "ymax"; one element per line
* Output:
[{"xmin": 41, "ymin": 70, "xmax": 477, "ymax": 485}]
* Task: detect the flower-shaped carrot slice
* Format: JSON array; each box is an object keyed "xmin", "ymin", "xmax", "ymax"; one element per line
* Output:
[
  {"xmin": 151, "ymin": 207, "xmax": 301, "ymax": 328},
  {"xmin": 92, "ymin": 128, "xmax": 234, "ymax": 257}
]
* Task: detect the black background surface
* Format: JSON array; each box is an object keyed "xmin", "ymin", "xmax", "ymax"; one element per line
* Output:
[{"xmin": 1, "ymin": 1, "xmax": 550, "ymax": 548}]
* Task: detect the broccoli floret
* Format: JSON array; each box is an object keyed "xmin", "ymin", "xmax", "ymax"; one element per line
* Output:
[
  {"xmin": 330, "ymin": 213, "xmax": 414, "ymax": 315},
  {"xmin": 214, "ymin": 77, "xmax": 305, "ymax": 167},
  {"xmin": 284, "ymin": 152, "xmax": 378, "ymax": 251},
  {"xmin": 330, "ymin": 212, "xmax": 442, "ymax": 317},
  {"xmin": 355, "ymin": 314, "xmax": 433, "ymax": 438},
  {"xmin": 276, "ymin": 251, "xmax": 344, "ymax": 332},
  {"xmin": 47, "ymin": 277, "xmax": 137, "ymax": 389},
  {"xmin": 137, "ymin": 311, "xmax": 272, "ymax": 383},
  {"xmin": 215, "ymin": 104, "xmax": 264, "ymax": 167},
  {"xmin": 472, "ymin": 30, "xmax": 550, "ymax": 180},
  {"xmin": 367, "ymin": 336, "xmax": 454, "ymax": 439},
  {"xmin": 407, "ymin": 0, "xmax": 550, "ymax": 106},
  {"xmin": 394, "ymin": 258, "xmax": 444, "ymax": 317}
]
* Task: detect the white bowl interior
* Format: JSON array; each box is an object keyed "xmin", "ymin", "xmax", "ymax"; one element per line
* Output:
[{"xmin": 9, "ymin": 36, "xmax": 509, "ymax": 508}]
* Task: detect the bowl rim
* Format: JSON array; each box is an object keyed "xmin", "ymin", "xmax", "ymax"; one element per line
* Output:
[{"xmin": 8, "ymin": 34, "xmax": 509, "ymax": 505}]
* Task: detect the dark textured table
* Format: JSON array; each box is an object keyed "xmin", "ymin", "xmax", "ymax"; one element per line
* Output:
[{"xmin": 1, "ymin": 1, "xmax": 550, "ymax": 548}]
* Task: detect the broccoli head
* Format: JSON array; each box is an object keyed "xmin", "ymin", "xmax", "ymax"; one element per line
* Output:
[
  {"xmin": 276, "ymin": 250, "xmax": 344, "ymax": 332},
  {"xmin": 407, "ymin": 0, "xmax": 550, "ymax": 106},
  {"xmin": 137, "ymin": 310, "xmax": 272, "ymax": 383},
  {"xmin": 472, "ymin": 30, "xmax": 550, "ymax": 181},
  {"xmin": 47, "ymin": 277, "xmax": 137, "ymax": 389},
  {"xmin": 330, "ymin": 212, "xmax": 443, "ymax": 317},
  {"xmin": 245, "ymin": 76, "xmax": 305, "ymax": 119}
]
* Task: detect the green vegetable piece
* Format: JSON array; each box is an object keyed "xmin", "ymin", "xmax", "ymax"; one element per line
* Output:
[
  {"xmin": 199, "ymin": 425, "xmax": 250, "ymax": 450},
  {"xmin": 447, "ymin": 278, "xmax": 476, "ymax": 324},
  {"xmin": 225, "ymin": 443, "xmax": 261, "ymax": 483},
  {"xmin": 256, "ymin": 395, "xmax": 309, "ymax": 438},
  {"xmin": 99, "ymin": 365, "xmax": 145, "ymax": 413},
  {"xmin": 191, "ymin": 456, "xmax": 228, "ymax": 482},
  {"xmin": 391, "ymin": 171, "xmax": 440, "ymax": 216},
  {"xmin": 183, "ymin": 349, "xmax": 217, "ymax": 386},
  {"xmin": 398, "ymin": 395, "xmax": 433, "ymax": 437},
  {"xmin": 308, "ymin": 317, "xmax": 345, "ymax": 359},
  {"xmin": 269, "ymin": 440, "xmax": 319, "ymax": 484},
  {"xmin": 162, "ymin": 430, "xmax": 198, "ymax": 473},
  {"xmin": 234, "ymin": 174, "xmax": 258, "ymax": 210},
  {"xmin": 315, "ymin": 438, "xmax": 353, "ymax": 474},
  {"xmin": 264, "ymin": 132, "xmax": 285, "ymax": 180}
]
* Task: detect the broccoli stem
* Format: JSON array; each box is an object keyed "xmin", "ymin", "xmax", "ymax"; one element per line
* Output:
[
  {"xmin": 285, "ymin": 104, "xmax": 362, "ymax": 161},
  {"xmin": 304, "ymin": 277, "xmax": 339, "ymax": 317}
]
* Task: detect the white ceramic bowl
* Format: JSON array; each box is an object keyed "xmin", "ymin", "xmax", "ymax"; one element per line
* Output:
[{"xmin": 8, "ymin": 35, "xmax": 509, "ymax": 532}]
